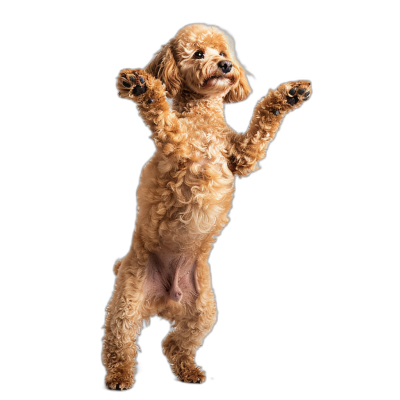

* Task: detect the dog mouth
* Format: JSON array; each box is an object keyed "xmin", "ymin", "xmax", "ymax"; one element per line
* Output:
[
  {"xmin": 202, "ymin": 75, "xmax": 225, "ymax": 87},
  {"xmin": 202, "ymin": 73, "xmax": 237, "ymax": 88}
]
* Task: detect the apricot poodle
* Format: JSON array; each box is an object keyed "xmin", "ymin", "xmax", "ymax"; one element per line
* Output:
[{"xmin": 103, "ymin": 23, "xmax": 312, "ymax": 389}]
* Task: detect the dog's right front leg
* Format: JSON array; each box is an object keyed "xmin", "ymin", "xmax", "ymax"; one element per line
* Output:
[{"xmin": 117, "ymin": 69, "xmax": 190, "ymax": 161}]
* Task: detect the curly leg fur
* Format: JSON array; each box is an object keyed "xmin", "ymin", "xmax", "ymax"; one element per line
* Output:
[
  {"xmin": 103, "ymin": 256, "xmax": 150, "ymax": 390},
  {"xmin": 113, "ymin": 259, "xmax": 122, "ymax": 275},
  {"xmin": 227, "ymin": 81, "xmax": 312, "ymax": 176},
  {"xmin": 161, "ymin": 287, "xmax": 216, "ymax": 383},
  {"xmin": 117, "ymin": 69, "xmax": 191, "ymax": 161}
]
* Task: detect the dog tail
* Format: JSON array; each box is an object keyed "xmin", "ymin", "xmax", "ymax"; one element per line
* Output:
[{"xmin": 113, "ymin": 259, "xmax": 123, "ymax": 275}]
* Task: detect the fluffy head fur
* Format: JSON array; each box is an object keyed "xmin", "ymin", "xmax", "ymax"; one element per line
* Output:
[{"xmin": 146, "ymin": 24, "xmax": 251, "ymax": 102}]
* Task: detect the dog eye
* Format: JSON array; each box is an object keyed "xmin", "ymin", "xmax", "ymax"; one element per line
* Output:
[
  {"xmin": 193, "ymin": 51, "xmax": 205, "ymax": 59},
  {"xmin": 220, "ymin": 52, "xmax": 226, "ymax": 57}
]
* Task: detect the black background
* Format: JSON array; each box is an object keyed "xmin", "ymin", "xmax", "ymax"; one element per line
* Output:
[{"xmin": 58, "ymin": 9, "xmax": 341, "ymax": 396}]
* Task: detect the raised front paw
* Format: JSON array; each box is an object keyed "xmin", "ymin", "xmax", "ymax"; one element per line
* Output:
[
  {"xmin": 117, "ymin": 69, "xmax": 148, "ymax": 99},
  {"xmin": 117, "ymin": 69, "xmax": 165, "ymax": 104},
  {"xmin": 279, "ymin": 80, "xmax": 312, "ymax": 108}
]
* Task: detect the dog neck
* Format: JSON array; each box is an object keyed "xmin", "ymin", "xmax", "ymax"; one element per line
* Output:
[{"xmin": 172, "ymin": 90, "xmax": 224, "ymax": 118}]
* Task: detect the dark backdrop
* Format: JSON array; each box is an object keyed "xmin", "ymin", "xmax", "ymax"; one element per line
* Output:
[{"xmin": 59, "ymin": 9, "xmax": 339, "ymax": 396}]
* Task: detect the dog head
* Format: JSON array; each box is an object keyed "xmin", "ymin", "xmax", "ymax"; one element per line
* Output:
[{"xmin": 145, "ymin": 24, "xmax": 251, "ymax": 102}]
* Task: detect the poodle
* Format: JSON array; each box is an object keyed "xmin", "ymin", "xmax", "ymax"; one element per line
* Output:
[{"xmin": 103, "ymin": 23, "xmax": 312, "ymax": 389}]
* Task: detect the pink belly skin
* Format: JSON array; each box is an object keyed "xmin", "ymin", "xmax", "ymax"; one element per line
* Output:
[{"xmin": 143, "ymin": 250, "xmax": 199, "ymax": 303}]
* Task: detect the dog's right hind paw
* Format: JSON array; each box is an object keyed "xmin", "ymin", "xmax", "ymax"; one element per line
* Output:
[{"xmin": 105, "ymin": 371, "xmax": 134, "ymax": 390}]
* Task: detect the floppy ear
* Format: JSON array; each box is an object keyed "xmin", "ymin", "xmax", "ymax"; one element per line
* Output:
[
  {"xmin": 223, "ymin": 31, "xmax": 252, "ymax": 103},
  {"xmin": 224, "ymin": 63, "xmax": 251, "ymax": 103},
  {"xmin": 145, "ymin": 41, "xmax": 181, "ymax": 98}
]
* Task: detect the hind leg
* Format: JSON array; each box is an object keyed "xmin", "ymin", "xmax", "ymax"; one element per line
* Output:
[
  {"xmin": 161, "ymin": 288, "xmax": 217, "ymax": 383},
  {"xmin": 102, "ymin": 257, "xmax": 151, "ymax": 390}
]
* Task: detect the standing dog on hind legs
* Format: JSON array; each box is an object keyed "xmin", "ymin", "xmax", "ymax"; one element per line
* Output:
[{"xmin": 103, "ymin": 24, "xmax": 312, "ymax": 389}]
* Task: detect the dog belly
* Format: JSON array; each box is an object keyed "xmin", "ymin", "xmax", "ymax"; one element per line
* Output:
[{"xmin": 143, "ymin": 250, "xmax": 199, "ymax": 303}]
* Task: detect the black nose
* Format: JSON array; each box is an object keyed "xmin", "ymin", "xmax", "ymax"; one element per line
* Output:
[{"xmin": 218, "ymin": 60, "xmax": 232, "ymax": 74}]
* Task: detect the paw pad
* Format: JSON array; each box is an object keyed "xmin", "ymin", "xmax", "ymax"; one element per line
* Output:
[
  {"xmin": 286, "ymin": 82, "xmax": 312, "ymax": 106},
  {"xmin": 132, "ymin": 84, "xmax": 147, "ymax": 96},
  {"xmin": 286, "ymin": 95, "xmax": 299, "ymax": 106},
  {"xmin": 119, "ymin": 71, "xmax": 148, "ymax": 97}
]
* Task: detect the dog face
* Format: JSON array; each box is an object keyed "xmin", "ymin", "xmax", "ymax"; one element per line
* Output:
[{"xmin": 146, "ymin": 24, "xmax": 251, "ymax": 102}]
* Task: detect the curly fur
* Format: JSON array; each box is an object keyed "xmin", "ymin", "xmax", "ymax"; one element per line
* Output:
[{"xmin": 103, "ymin": 24, "xmax": 312, "ymax": 389}]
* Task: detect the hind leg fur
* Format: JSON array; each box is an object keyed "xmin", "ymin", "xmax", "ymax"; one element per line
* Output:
[
  {"xmin": 103, "ymin": 257, "xmax": 152, "ymax": 390},
  {"xmin": 161, "ymin": 289, "xmax": 216, "ymax": 383}
]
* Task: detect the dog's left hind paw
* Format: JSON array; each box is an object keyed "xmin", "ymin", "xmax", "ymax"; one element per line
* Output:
[{"xmin": 173, "ymin": 361, "xmax": 206, "ymax": 384}]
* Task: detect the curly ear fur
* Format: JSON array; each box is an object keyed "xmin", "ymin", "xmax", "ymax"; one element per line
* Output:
[
  {"xmin": 224, "ymin": 63, "xmax": 251, "ymax": 103},
  {"xmin": 145, "ymin": 41, "xmax": 181, "ymax": 98},
  {"xmin": 223, "ymin": 31, "xmax": 252, "ymax": 103}
]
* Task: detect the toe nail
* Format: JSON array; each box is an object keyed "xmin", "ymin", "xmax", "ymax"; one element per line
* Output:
[
  {"xmin": 298, "ymin": 88, "xmax": 305, "ymax": 95},
  {"xmin": 304, "ymin": 91, "xmax": 310, "ymax": 98},
  {"xmin": 289, "ymin": 87, "xmax": 297, "ymax": 96},
  {"xmin": 139, "ymin": 76, "xmax": 145, "ymax": 84},
  {"xmin": 122, "ymin": 80, "xmax": 130, "ymax": 88},
  {"xmin": 129, "ymin": 76, "xmax": 136, "ymax": 83}
]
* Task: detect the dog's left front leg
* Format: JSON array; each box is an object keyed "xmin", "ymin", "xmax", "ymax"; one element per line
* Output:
[{"xmin": 227, "ymin": 80, "xmax": 312, "ymax": 176}]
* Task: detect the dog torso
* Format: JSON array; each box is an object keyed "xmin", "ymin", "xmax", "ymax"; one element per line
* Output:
[{"xmin": 137, "ymin": 105, "xmax": 235, "ymax": 303}]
